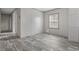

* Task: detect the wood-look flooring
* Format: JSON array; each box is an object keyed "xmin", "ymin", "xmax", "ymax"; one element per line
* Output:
[{"xmin": 0, "ymin": 33, "xmax": 79, "ymax": 51}]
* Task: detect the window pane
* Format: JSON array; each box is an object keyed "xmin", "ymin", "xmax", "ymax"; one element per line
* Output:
[
  {"xmin": 49, "ymin": 23, "xmax": 58, "ymax": 27},
  {"xmin": 49, "ymin": 13, "xmax": 59, "ymax": 29}
]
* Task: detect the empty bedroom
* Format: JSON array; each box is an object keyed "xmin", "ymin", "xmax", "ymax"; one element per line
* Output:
[{"xmin": 0, "ymin": 8, "xmax": 79, "ymax": 51}]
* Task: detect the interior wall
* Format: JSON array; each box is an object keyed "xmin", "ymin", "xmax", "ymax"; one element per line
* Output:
[
  {"xmin": 44, "ymin": 8, "xmax": 69, "ymax": 37},
  {"xmin": 12, "ymin": 10, "xmax": 17, "ymax": 33},
  {"xmin": 1, "ymin": 14, "xmax": 11, "ymax": 32},
  {"xmin": 68, "ymin": 8, "xmax": 79, "ymax": 42},
  {"xmin": 12, "ymin": 9, "xmax": 21, "ymax": 37},
  {"xmin": 0, "ymin": 10, "xmax": 1, "ymax": 33},
  {"xmin": 16, "ymin": 9, "xmax": 21, "ymax": 37},
  {"xmin": 20, "ymin": 8, "xmax": 43, "ymax": 37}
]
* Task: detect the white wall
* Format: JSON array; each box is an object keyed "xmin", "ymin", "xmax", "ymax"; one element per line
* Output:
[
  {"xmin": 20, "ymin": 8, "xmax": 43, "ymax": 37},
  {"xmin": 12, "ymin": 9, "xmax": 21, "ymax": 37},
  {"xmin": 12, "ymin": 10, "xmax": 17, "ymax": 33},
  {"xmin": 68, "ymin": 8, "xmax": 79, "ymax": 42},
  {"xmin": 44, "ymin": 8, "xmax": 68, "ymax": 37}
]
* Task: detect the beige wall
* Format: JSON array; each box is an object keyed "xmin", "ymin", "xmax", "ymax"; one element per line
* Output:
[{"xmin": 44, "ymin": 8, "xmax": 69, "ymax": 37}]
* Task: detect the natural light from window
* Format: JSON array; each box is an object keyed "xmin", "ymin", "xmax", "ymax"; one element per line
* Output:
[{"xmin": 49, "ymin": 13, "xmax": 59, "ymax": 29}]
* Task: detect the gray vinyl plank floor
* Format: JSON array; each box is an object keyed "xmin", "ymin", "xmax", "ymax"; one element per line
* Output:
[{"xmin": 0, "ymin": 33, "xmax": 79, "ymax": 51}]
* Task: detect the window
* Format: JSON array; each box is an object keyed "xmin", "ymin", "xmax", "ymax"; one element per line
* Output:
[{"xmin": 49, "ymin": 13, "xmax": 59, "ymax": 29}]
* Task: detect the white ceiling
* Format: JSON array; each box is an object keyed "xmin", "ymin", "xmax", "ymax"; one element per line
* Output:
[
  {"xmin": 0, "ymin": 8, "xmax": 55, "ymax": 14},
  {"xmin": 1, "ymin": 8, "xmax": 15, "ymax": 14},
  {"xmin": 35, "ymin": 8, "xmax": 55, "ymax": 12}
]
